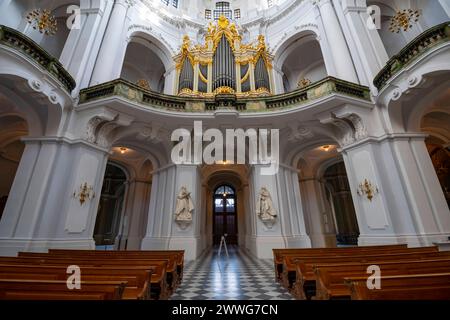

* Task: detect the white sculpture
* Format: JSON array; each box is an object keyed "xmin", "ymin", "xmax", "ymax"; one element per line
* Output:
[
  {"xmin": 174, "ymin": 186, "xmax": 194, "ymax": 222},
  {"xmin": 256, "ymin": 187, "xmax": 277, "ymax": 222}
]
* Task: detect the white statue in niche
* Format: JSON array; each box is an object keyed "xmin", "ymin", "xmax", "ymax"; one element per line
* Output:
[
  {"xmin": 256, "ymin": 187, "xmax": 277, "ymax": 223},
  {"xmin": 174, "ymin": 186, "xmax": 194, "ymax": 223}
]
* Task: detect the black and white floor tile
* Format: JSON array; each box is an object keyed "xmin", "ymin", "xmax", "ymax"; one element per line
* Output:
[{"xmin": 171, "ymin": 246, "xmax": 294, "ymax": 300}]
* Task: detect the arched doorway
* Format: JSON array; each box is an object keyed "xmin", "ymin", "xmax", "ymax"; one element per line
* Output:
[
  {"xmin": 0, "ymin": 115, "xmax": 27, "ymax": 221},
  {"xmin": 93, "ymin": 163, "xmax": 128, "ymax": 249},
  {"xmin": 213, "ymin": 185, "xmax": 238, "ymax": 245},
  {"xmin": 323, "ymin": 162, "xmax": 360, "ymax": 246}
]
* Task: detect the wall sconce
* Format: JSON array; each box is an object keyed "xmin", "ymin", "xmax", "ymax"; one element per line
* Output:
[
  {"xmin": 73, "ymin": 183, "xmax": 95, "ymax": 206},
  {"xmin": 357, "ymin": 179, "xmax": 379, "ymax": 202},
  {"xmin": 120, "ymin": 147, "xmax": 127, "ymax": 154},
  {"xmin": 321, "ymin": 145, "xmax": 331, "ymax": 152}
]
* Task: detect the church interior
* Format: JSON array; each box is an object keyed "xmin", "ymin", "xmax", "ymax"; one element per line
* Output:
[{"xmin": 0, "ymin": 0, "xmax": 449, "ymax": 301}]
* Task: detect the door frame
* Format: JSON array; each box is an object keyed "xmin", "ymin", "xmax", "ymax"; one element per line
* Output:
[{"xmin": 212, "ymin": 184, "xmax": 238, "ymax": 245}]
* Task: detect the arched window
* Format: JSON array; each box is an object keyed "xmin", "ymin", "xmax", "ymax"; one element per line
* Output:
[
  {"xmin": 215, "ymin": 185, "xmax": 235, "ymax": 196},
  {"xmin": 214, "ymin": 2, "xmax": 232, "ymax": 20}
]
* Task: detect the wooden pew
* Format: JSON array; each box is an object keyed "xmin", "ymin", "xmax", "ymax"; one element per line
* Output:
[
  {"xmin": 46, "ymin": 249, "xmax": 185, "ymax": 284},
  {"xmin": 313, "ymin": 258, "xmax": 450, "ymax": 300},
  {"xmin": 291, "ymin": 250, "xmax": 450, "ymax": 299},
  {"xmin": 0, "ymin": 264, "xmax": 153, "ymax": 300},
  {"xmin": 273, "ymin": 244, "xmax": 408, "ymax": 281},
  {"xmin": 0, "ymin": 279, "xmax": 126, "ymax": 300},
  {"xmin": 345, "ymin": 273, "xmax": 450, "ymax": 300},
  {"xmin": 20, "ymin": 251, "xmax": 180, "ymax": 290},
  {"xmin": 0, "ymin": 256, "xmax": 169, "ymax": 300},
  {"xmin": 282, "ymin": 246, "xmax": 439, "ymax": 290},
  {"xmin": 279, "ymin": 246, "xmax": 437, "ymax": 286}
]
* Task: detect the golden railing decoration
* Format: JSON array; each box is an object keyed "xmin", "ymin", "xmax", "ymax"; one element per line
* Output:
[
  {"xmin": 357, "ymin": 179, "xmax": 379, "ymax": 202},
  {"xmin": 389, "ymin": 9, "xmax": 420, "ymax": 33},
  {"xmin": 175, "ymin": 16, "xmax": 273, "ymax": 98},
  {"xmin": 26, "ymin": 9, "xmax": 58, "ymax": 36},
  {"xmin": 73, "ymin": 183, "xmax": 95, "ymax": 206}
]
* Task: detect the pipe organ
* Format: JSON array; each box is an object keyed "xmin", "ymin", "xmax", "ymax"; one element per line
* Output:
[{"xmin": 175, "ymin": 16, "xmax": 273, "ymax": 97}]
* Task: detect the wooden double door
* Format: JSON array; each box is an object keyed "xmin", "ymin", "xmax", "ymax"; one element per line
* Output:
[{"xmin": 213, "ymin": 185, "xmax": 238, "ymax": 245}]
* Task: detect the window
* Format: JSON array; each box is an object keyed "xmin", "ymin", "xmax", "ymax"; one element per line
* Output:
[
  {"xmin": 234, "ymin": 9, "xmax": 241, "ymax": 19},
  {"xmin": 161, "ymin": 0, "xmax": 178, "ymax": 8},
  {"xmin": 214, "ymin": 1, "xmax": 232, "ymax": 20},
  {"xmin": 215, "ymin": 186, "xmax": 235, "ymax": 196},
  {"xmin": 205, "ymin": 9, "xmax": 212, "ymax": 20}
]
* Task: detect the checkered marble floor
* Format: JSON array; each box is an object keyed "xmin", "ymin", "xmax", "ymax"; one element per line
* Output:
[{"xmin": 171, "ymin": 246, "xmax": 294, "ymax": 300}]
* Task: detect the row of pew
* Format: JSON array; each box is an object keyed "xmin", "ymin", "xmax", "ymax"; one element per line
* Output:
[
  {"xmin": 273, "ymin": 244, "xmax": 450, "ymax": 300},
  {"xmin": 0, "ymin": 249, "xmax": 184, "ymax": 300}
]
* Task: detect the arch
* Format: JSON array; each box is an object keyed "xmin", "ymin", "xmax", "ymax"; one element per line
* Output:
[
  {"xmin": 406, "ymin": 72, "xmax": 450, "ymax": 133},
  {"xmin": 202, "ymin": 165, "xmax": 249, "ymax": 248},
  {"xmin": 94, "ymin": 161, "xmax": 129, "ymax": 248},
  {"xmin": 322, "ymin": 161, "xmax": 359, "ymax": 246},
  {"xmin": 0, "ymin": 44, "xmax": 73, "ymax": 136},
  {"xmin": 273, "ymin": 28, "xmax": 320, "ymax": 68},
  {"xmin": 274, "ymin": 28, "xmax": 328, "ymax": 92},
  {"xmin": 127, "ymin": 30, "xmax": 174, "ymax": 71},
  {"xmin": 286, "ymin": 135, "xmax": 341, "ymax": 170}
]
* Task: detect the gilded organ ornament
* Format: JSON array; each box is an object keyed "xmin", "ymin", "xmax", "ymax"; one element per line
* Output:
[{"xmin": 175, "ymin": 16, "xmax": 273, "ymax": 98}]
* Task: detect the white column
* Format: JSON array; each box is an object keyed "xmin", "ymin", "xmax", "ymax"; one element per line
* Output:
[
  {"xmin": 299, "ymin": 177, "xmax": 337, "ymax": 247},
  {"xmin": 249, "ymin": 62, "xmax": 256, "ymax": 91},
  {"xmin": 207, "ymin": 62, "xmax": 213, "ymax": 93},
  {"xmin": 247, "ymin": 165, "xmax": 311, "ymax": 259},
  {"xmin": 90, "ymin": 0, "xmax": 130, "ymax": 85},
  {"xmin": 0, "ymin": 139, "xmax": 109, "ymax": 256},
  {"xmin": 122, "ymin": 179, "xmax": 151, "ymax": 250},
  {"xmin": 60, "ymin": 0, "xmax": 113, "ymax": 93},
  {"xmin": 315, "ymin": 0, "xmax": 359, "ymax": 83},
  {"xmin": 164, "ymin": 66, "xmax": 177, "ymax": 95},
  {"xmin": 340, "ymin": 1, "xmax": 389, "ymax": 88},
  {"xmin": 341, "ymin": 135, "xmax": 450, "ymax": 247},
  {"xmin": 193, "ymin": 62, "xmax": 199, "ymax": 92},
  {"xmin": 272, "ymin": 67, "xmax": 285, "ymax": 94},
  {"xmin": 439, "ymin": 0, "xmax": 450, "ymax": 16},
  {"xmin": 141, "ymin": 164, "xmax": 203, "ymax": 260},
  {"xmin": 235, "ymin": 63, "xmax": 242, "ymax": 93}
]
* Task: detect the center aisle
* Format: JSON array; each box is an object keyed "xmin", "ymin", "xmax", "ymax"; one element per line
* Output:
[{"xmin": 171, "ymin": 246, "xmax": 294, "ymax": 300}]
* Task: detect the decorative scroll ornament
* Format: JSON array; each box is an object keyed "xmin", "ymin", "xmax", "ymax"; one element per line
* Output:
[
  {"xmin": 256, "ymin": 187, "xmax": 277, "ymax": 228},
  {"xmin": 73, "ymin": 183, "xmax": 95, "ymax": 206},
  {"xmin": 389, "ymin": 9, "xmax": 420, "ymax": 33},
  {"xmin": 174, "ymin": 186, "xmax": 195, "ymax": 229},
  {"xmin": 298, "ymin": 78, "xmax": 312, "ymax": 89},
  {"xmin": 136, "ymin": 79, "xmax": 151, "ymax": 90},
  {"xmin": 357, "ymin": 179, "xmax": 379, "ymax": 202},
  {"xmin": 26, "ymin": 9, "xmax": 58, "ymax": 36}
]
